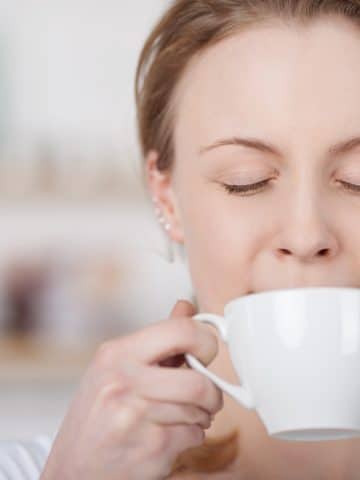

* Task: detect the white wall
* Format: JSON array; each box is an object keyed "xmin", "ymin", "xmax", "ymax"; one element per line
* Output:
[{"xmin": 1, "ymin": 0, "xmax": 169, "ymax": 154}]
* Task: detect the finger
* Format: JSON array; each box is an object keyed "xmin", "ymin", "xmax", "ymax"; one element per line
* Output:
[
  {"xmin": 159, "ymin": 300, "xmax": 197, "ymax": 368},
  {"xmin": 167, "ymin": 299, "xmax": 219, "ymax": 365},
  {"xmin": 136, "ymin": 365, "xmax": 224, "ymax": 415},
  {"xmin": 118, "ymin": 305, "xmax": 218, "ymax": 367},
  {"xmin": 169, "ymin": 299, "xmax": 197, "ymax": 319},
  {"xmin": 146, "ymin": 401, "xmax": 213, "ymax": 429}
]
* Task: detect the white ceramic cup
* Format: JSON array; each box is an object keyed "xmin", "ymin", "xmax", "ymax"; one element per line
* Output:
[{"xmin": 184, "ymin": 287, "xmax": 360, "ymax": 442}]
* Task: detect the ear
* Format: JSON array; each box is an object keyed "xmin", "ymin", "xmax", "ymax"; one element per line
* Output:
[{"xmin": 145, "ymin": 150, "xmax": 184, "ymax": 244}]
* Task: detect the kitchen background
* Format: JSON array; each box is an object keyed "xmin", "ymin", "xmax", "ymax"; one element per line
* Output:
[{"xmin": 0, "ymin": 0, "xmax": 195, "ymax": 441}]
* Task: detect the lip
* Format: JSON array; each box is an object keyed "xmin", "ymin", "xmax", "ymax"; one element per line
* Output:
[{"xmin": 246, "ymin": 286, "xmax": 356, "ymax": 296}]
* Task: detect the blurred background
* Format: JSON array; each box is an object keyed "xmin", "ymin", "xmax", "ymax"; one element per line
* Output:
[{"xmin": 0, "ymin": 0, "xmax": 194, "ymax": 441}]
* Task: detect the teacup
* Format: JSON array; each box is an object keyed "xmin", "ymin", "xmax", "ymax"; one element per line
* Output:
[{"xmin": 185, "ymin": 287, "xmax": 360, "ymax": 441}]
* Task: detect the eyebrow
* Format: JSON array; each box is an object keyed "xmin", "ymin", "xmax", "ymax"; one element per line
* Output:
[{"xmin": 198, "ymin": 135, "xmax": 360, "ymax": 158}]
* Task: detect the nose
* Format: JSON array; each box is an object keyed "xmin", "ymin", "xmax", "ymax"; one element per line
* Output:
[{"xmin": 273, "ymin": 197, "xmax": 339, "ymax": 263}]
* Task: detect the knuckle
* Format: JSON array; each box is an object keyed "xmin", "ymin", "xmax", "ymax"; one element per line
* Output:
[
  {"xmin": 110, "ymin": 400, "xmax": 150, "ymax": 445},
  {"xmin": 207, "ymin": 385, "xmax": 223, "ymax": 414},
  {"xmin": 112, "ymin": 403, "xmax": 140, "ymax": 437},
  {"xmin": 187, "ymin": 405, "xmax": 202, "ymax": 423},
  {"xmin": 198, "ymin": 410, "xmax": 211, "ymax": 428},
  {"xmin": 190, "ymin": 407, "xmax": 209, "ymax": 428},
  {"xmin": 98, "ymin": 377, "xmax": 130, "ymax": 404},
  {"xmin": 215, "ymin": 387, "xmax": 224, "ymax": 412}
]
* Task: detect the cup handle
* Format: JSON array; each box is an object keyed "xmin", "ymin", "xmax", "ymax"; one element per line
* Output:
[{"xmin": 184, "ymin": 313, "xmax": 255, "ymax": 409}]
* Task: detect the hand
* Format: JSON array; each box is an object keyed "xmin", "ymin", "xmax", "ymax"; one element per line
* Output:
[{"xmin": 40, "ymin": 299, "xmax": 223, "ymax": 480}]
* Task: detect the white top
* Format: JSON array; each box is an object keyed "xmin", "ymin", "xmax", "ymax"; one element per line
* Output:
[{"xmin": 0, "ymin": 435, "xmax": 53, "ymax": 480}]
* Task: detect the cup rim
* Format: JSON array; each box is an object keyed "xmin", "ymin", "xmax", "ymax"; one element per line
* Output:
[{"xmin": 224, "ymin": 286, "xmax": 360, "ymax": 315}]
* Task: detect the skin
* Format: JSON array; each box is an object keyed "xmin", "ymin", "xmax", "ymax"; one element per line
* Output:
[{"xmin": 146, "ymin": 14, "xmax": 360, "ymax": 479}]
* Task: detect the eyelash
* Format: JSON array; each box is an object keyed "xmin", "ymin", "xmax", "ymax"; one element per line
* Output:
[
  {"xmin": 221, "ymin": 179, "xmax": 360, "ymax": 196},
  {"xmin": 222, "ymin": 179, "xmax": 272, "ymax": 195}
]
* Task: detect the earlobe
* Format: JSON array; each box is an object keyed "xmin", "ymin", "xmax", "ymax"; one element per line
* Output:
[
  {"xmin": 145, "ymin": 150, "xmax": 185, "ymax": 244},
  {"xmin": 160, "ymin": 189, "xmax": 185, "ymax": 244},
  {"xmin": 152, "ymin": 192, "xmax": 185, "ymax": 244}
]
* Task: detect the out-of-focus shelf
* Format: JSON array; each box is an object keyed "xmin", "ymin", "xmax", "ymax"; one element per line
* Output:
[
  {"xmin": 0, "ymin": 334, "xmax": 98, "ymax": 382},
  {"xmin": 0, "ymin": 200, "xmax": 159, "ymax": 261}
]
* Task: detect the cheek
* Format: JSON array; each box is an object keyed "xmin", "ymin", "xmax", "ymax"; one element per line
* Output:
[
  {"xmin": 182, "ymin": 196, "xmax": 263, "ymax": 280},
  {"xmin": 181, "ymin": 192, "xmax": 260, "ymax": 256}
]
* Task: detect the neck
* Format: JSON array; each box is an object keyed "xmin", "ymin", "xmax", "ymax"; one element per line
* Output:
[{"xmin": 205, "ymin": 336, "xmax": 360, "ymax": 479}]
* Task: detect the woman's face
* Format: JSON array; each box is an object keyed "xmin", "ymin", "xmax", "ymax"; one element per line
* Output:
[{"xmin": 147, "ymin": 15, "xmax": 360, "ymax": 315}]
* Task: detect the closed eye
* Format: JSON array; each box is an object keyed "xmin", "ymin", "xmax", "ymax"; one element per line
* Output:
[
  {"xmin": 337, "ymin": 180, "xmax": 360, "ymax": 193},
  {"xmin": 221, "ymin": 179, "xmax": 360, "ymax": 196},
  {"xmin": 221, "ymin": 179, "xmax": 271, "ymax": 195}
]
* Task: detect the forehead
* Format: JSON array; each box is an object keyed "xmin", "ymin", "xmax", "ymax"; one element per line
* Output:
[{"xmin": 172, "ymin": 16, "xmax": 360, "ymax": 157}]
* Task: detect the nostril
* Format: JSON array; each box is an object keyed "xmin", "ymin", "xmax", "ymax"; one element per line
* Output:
[{"xmin": 279, "ymin": 248, "xmax": 291, "ymax": 255}]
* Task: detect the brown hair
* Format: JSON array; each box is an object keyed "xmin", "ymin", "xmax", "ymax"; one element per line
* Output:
[{"xmin": 134, "ymin": 0, "xmax": 360, "ymax": 476}]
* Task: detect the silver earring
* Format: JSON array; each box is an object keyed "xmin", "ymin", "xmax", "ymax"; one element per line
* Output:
[
  {"xmin": 152, "ymin": 196, "xmax": 171, "ymax": 232},
  {"xmin": 152, "ymin": 196, "xmax": 174, "ymax": 263}
]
